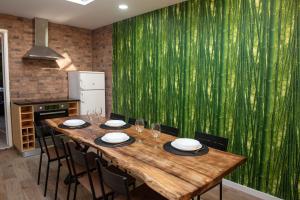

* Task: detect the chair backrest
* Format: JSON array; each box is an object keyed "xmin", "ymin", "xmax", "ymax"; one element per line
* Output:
[
  {"xmin": 67, "ymin": 142, "xmax": 98, "ymax": 199},
  {"xmin": 128, "ymin": 117, "xmax": 148, "ymax": 128},
  {"xmin": 35, "ymin": 122, "xmax": 66, "ymax": 160},
  {"xmin": 127, "ymin": 117, "xmax": 135, "ymax": 125},
  {"xmin": 34, "ymin": 123, "xmax": 52, "ymax": 158},
  {"xmin": 160, "ymin": 124, "xmax": 179, "ymax": 137},
  {"xmin": 96, "ymin": 158, "xmax": 130, "ymax": 200},
  {"xmin": 48, "ymin": 128, "xmax": 66, "ymax": 157},
  {"xmin": 34, "ymin": 122, "xmax": 44, "ymax": 149},
  {"xmin": 110, "ymin": 113, "xmax": 126, "ymax": 121},
  {"xmin": 66, "ymin": 142, "xmax": 86, "ymax": 175},
  {"xmin": 194, "ymin": 131, "xmax": 228, "ymax": 151},
  {"xmin": 58, "ymin": 138, "xmax": 73, "ymax": 178}
]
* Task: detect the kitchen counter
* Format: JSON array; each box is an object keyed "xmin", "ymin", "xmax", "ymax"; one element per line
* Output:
[{"xmin": 12, "ymin": 98, "xmax": 80, "ymax": 106}]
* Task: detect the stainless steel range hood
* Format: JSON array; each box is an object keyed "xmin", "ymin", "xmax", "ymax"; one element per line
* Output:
[{"xmin": 23, "ymin": 18, "xmax": 64, "ymax": 60}]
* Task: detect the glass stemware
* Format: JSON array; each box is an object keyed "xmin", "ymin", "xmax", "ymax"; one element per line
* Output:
[
  {"xmin": 93, "ymin": 109, "xmax": 97, "ymax": 122},
  {"xmin": 86, "ymin": 110, "xmax": 92, "ymax": 122},
  {"xmin": 135, "ymin": 118, "xmax": 145, "ymax": 142},
  {"xmin": 97, "ymin": 107, "xmax": 103, "ymax": 123},
  {"xmin": 151, "ymin": 123, "xmax": 161, "ymax": 148},
  {"xmin": 87, "ymin": 109, "xmax": 97, "ymax": 124}
]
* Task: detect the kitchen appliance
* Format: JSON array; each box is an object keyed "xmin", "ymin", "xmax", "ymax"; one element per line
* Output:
[
  {"xmin": 68, "ymin": 71, "xmax": 105, "ymax": 115},
  {"xmin": 34, "ymin": 102, "xmax": 69, "ymax": 137},
  {"xmin": 23, "ymin": 18, "xmax": 64, "ymax": 60}
]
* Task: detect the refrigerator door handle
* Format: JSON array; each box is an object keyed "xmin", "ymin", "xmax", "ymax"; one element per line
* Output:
[{"xmin": 80, "ymin": 80, "xmax": 83, "ymax": 89}]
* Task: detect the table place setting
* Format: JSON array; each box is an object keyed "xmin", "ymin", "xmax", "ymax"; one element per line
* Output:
[
  {"xmin": 46, "ymin": 116, "xmax": 246, "ymax": 200},
  {"xmin": 94, "ymin": 132, "xmax": 135, "ymax": 147},
  {"xmin": 58, "ymin": 119, "xmax": 91, "ymax": 129},
  {"xmin": 163, "ymin": 138, "xmax": 209, "ymax": 156},
  {"xmin": 99, "ymin": 119, "xmax": 131, "ymax": 130}
]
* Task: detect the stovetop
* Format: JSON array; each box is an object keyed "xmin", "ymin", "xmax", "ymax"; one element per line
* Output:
[{"xmin": 13, "ymin": 98, "xmax": 80, "ymax": 106}]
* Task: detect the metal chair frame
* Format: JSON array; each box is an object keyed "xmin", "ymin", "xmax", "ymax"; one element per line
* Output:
[
  {"xmin": 195, "ymin": 131, "xmax": 229, "ymax": 200},
  {"xmin": 35, "ymin": 123, "xmax": 68, "ymax": 200}
]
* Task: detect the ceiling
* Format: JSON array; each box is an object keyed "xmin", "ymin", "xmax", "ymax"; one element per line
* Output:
[{"xmin": 0, "ymin": 0, "xmax": 186, "ymax": 30}]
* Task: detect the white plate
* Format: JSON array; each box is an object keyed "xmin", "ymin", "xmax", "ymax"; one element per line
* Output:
[
  {"xmin": 101, "ymin": 132, "xmax": 130, "ymax": 144},
  {"xmin": 171, "ymin": 138, "xmax": 202, "ymax": 151},
  {"xmin": 63, "ymin": 119, "xmax": 86, "ymax": 127},
  {"xmin": 105, "ymin": 120, "xmax": 126, "ymax": 127}
]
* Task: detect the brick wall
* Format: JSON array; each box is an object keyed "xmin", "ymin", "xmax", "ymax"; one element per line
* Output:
[
  {"xmin": 92, "ymin": 25, "xmax": 113, "ymax": 115},
  {"xmin": 0, "ymin": 14, "xmax": 93, "ymax": 100},
  {"xmin": 0, "ymin": 14, "xmax": 114, "ymax": 115}
]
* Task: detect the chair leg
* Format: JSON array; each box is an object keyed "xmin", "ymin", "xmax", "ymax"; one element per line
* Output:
[
  {"xmin": 73, "ymin": 182, "xmax": 78, "ymax": 200},
  {"xmin": 220, "ymin": 181, "xmax": 222, "ymax": 200},
  {"xmin": 37, "ymin": 153, "xmax": 43, "ymax": 185},
  {"xmin": 44, "ymin": 162, "xmax": 50, "ymax": 197},
  {"xmin": 111, "ymin": 193, "xmax": 114, "ymax": 200},
  {"xmin": 55, "ymin": 162, "xmax": 61, "ymax": 200},
  {"xmin": 67, "ymin": 181, "xmax": 72, "ymax": 200}
]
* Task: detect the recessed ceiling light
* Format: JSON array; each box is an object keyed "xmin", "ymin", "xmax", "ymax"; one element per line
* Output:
[
  {"xmin": 118, "ymin": 4, "xmax": 128, "ymax": 10},
  {"xmin": 66, "ymin": 0, "xmax": 95, "ymax": 6}
]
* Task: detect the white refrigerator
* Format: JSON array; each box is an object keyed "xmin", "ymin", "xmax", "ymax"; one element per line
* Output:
[{"xmin": 68, "ymin": 71, "xmax": 105, "ymax": 115}]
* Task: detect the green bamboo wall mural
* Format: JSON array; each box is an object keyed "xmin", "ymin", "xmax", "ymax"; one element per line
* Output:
[{"xmin": 112, "ymin": 0, "xmax": 300, "ymax": 199}]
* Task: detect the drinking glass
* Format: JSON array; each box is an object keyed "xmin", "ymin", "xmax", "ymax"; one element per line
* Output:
[
  {"xmin": 85, "ymin": 109, "xmax": 95, "ymax": 133},
  {"xmin": 93, "ymin": 108, "xmax": 98, "ymax": 122},
  {"xmin": 135, "ymin": 119, "xmax": 145, "ymax": 142},
  {"xmin": 151, "ymin": 123, "xmax": 161, "ymax": 148},
  {"xmin": 86, "ymin": 110, "xmax": 93, "ymax": 122},
  {"xmin": 97, "ymin": 108, "xmax": 103, "ymax": 123}
]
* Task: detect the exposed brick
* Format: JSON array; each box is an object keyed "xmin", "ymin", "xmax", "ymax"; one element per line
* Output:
[
  {"xmin": 0, "ymin": 14, "xmax": 93, "ymax": 101},
  {"xmin": 0, "ymin": 13, "xmax": 114, "ymax": 116},
  {"xmin": 92, "ymin": 25, "xmax": 113, "ymax": 116}
]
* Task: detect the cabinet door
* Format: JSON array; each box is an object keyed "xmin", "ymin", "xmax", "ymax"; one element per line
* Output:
[
  {"xmin": 80, "ymin": 90, "xmax": 105, "ymax": 116},
  {"xmin": 79, "ymin": 72, "xmax": 105, "ymax": 90}
]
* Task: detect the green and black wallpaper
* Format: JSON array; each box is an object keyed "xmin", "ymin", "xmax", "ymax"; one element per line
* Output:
[{"xmin": 112, "ymin": 0, "xmax": 299, "ymax": 199}]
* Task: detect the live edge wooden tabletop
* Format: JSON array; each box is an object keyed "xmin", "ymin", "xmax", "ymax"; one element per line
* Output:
[{"xmin": 46, "ymin": 116, "xmax": 246, "ymax": 200}]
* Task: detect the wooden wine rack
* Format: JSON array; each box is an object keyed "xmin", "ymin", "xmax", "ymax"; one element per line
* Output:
[
  {"xmin": 11, "ymin": 101, "xmax": 80, "ymax": 153},
  {"xmin": 68, "ymin": 102, "xmax": 79, "ymax": 116},
  {"xmin": 12, "ymin": 105, "xmax": 35, "ymax": 152}
]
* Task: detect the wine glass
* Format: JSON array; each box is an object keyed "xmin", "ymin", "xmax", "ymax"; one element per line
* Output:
[
  {"xmin": 93, "ymin": 108, "xmax": 98, "ymax": 121},
  {"xmin": 151, "ymin": 123, "xmax": 161, "ymax": 148},
  {"xmin": 97, "ymin": 108, "xmax": 103, "ymax": 123},
  {"xmin": 85, "ymin": 109, "xmax": 95, "ymax": 134},
  {"xmin": 86, "ymin": 109, "xmax": 92, "ymax": 122},
  {"xmin": 135, "ymin": 119, "xmax": 145, "ymax": 142}
]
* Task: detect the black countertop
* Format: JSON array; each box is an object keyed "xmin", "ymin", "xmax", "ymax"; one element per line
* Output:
[{"xmin": 13, "ymin": 98, "xmax": 80, "ymax": 106}]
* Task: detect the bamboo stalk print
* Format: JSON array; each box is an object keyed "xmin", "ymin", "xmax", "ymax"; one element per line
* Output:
[{"xmin": 112, "ymin": 0, "xmax": 300, "ymax": 199}]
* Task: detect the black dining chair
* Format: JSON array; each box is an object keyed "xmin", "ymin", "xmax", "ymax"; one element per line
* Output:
[
  {"xmin": 35, "ymin": 123, "xmax": 68, "ymax": 199},
  {"xmin": 128, "ymin": 117, "xmax": 148, "ymax": 128},
  {"xmin": 66, "ymin": 142, "xmax": 135, "ymax": 200},
  {"xmin": 96, "ymin": 157, "xmax": 167, "ymax": 200},
  {"xmin": 194, "ymin": 131, "xmax": 228, "ymax": 151},
  {"xmin": 110, "ymin": 113, "xmax": 126, "ymax": 121},
  {"xmin": 66, "ymin": 142, "xmax": 106, "ymax": 200},
  {"xmin": 160, "ymin": 124, "xmax": 179, "ymax": 137},
  {"xmin": 194, "ymin": 131, "xmax": 229, "ymax": 200}
]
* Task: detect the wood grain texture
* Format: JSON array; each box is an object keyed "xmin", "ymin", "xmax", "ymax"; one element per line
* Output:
[
  {"xmin": 0, "ymin": 148, "xmax": 259, "ymax": 200},
  {"xmin": 46, "ymin": 117, "xmax": 246, "ymax": 200}
]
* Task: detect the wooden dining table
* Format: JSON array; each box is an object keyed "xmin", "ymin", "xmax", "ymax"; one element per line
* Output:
[{"xmin": 46, "ymin": 116, "xmax": 246, "ymax": 200}]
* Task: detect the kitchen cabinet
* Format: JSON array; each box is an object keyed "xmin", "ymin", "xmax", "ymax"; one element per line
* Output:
[{"xmin": 11, "ymin": 100, "xmax": 79, "ymax": 153}]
